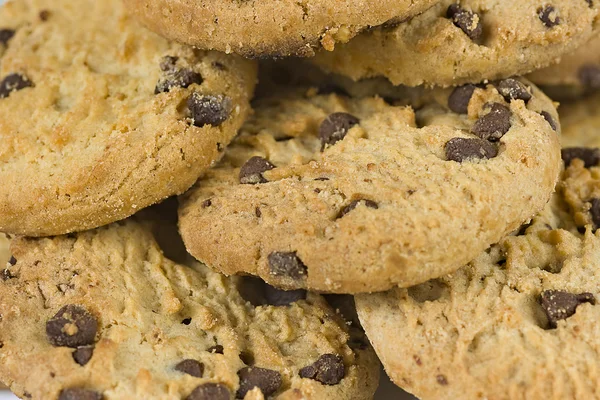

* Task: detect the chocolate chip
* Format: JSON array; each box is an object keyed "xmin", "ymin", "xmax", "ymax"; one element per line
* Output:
[
  {"xmin": 39, "ymin": 10, "xmax": 50, "ymax": 21},
  {"xmin": 590, "ymin": 198, "xmax": 600, "ymax": 230},
  {"xmin": 0, "ymin": 29, "xmax": 15, "ymax": 46},
  {"xmin": 319, "ymin": 113, "xmax": 359, "ymax": 150},
  {"xmin": 239, "ymin": 156, "xmax": 275, "ymax": 184},
  {"xmin": 496, "ymin": 79, "xmax": 532, "ymax": 103},
  {"xmin": 0, "ymin": 73, "xmax": 33, "ymax": 98},
  {"xmin": 445, "ymin": 137, "xmax": 498, "ymax": 162},
  {"xmin": 337, "ymin": 199, "xmax": 378, "ymax": 219},
  {"xmin": 58, "ymin": 389, "xmax": 102, "ymax": 400},
  {"xmin": 538, "ymin": 5, "xmax": 560, "ymax": 28},
  {"xmin": 159, "ymin": 56, "xmax": 179, "ymax": 71},
  {"xmin": 1, "ymin": 269, "xmax": 13, "ymax": 281},
  {"xmin": 73, "ymin": 346, "xmax": 94, "ymax": 366},
  {"xmin": 187, "ymin": 93, "xmax": 232, "ymax": 127},
  {"xmin": 540, "ymin": 290, "xmax": 595, "ymax": 328},
  {"xmin": 236, "ymin": 367, "xmax": 282, "ymax": 398},
  {"xmin": 202, "ymin": 199, "xmax": 212, "ymax": 208},
  {"xmin": 208, "ymin": 345, "xmax": 224, "ymax": 354},
  {"xmin": 264, "ymin": 285, "xmax": 307, "ymax": 306},
  {"xmin": 447, "ymin": 4, "xmax": 483, "ymax": 41},
  {"xmin": 448, "ymin": 84, "xmax": 477, "ymax": 114},
  {"xmin": 238, "ymin": 277, "xmax": 306, "ymax": 306},
  {"xmin": 299, "ymin": 354, "xmax": 345, "ymax": 385},
  {"xmin": 471, "ymin": 103, "xmax": 512, "ymax": 141},
  {"xmin": 187, "ymin": 383, "xmax": 230, "ymax": 400},
  {"xmin": 561, "ymin": 147, "xmax": 600, "ymax": 167},
  {"xmin": 255, "ymin": 207, "xmax": 262, "ymax": 218},
  {"xmin": 540, "ymin": 111, "xmax": 558, "ymax": 132},
  {"xmin": 8, "ymin": 256, "xmax": 16, "ymax": 266},
  {"xmin": 268, "ymin": 252, "xmax": 307, "ymax": 279},
  {"xmin": 155, "ymin": 68, "xmax": 203, "ymax": 94},
  {"xmin": 46, "ymin": 305, "xmax": 98, "ymax": 348},
  {"xmin": 181, "ymin": 317, "xmax": 192, "ymax": 325},
  {"xmin": 175, "ymin": 359, "xmax": 205, "ymax": 378},
  {"xmin": 436, "ymin": 375, "xmax": 449, "ymax": 385},
  {"xmin": 578, "ymin": 65, "xmax": 600, "ymax": 90}
]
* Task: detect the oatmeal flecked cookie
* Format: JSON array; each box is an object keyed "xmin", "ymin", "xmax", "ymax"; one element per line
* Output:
[
  {"xmin": 178, "ymin": 77, "xmax": 561, "ymax": 293},
  {"xmin": 0, "ymin": 0, "xmax": 257, "ymax": 237},
  {"xmin": 356, "ymin": 157, "xmax": 600, "ymax": 399},
  {"xmin": 311, "ymin": 0, "xmax": 600, "ymax": 87},
  {"xmin": 123, "ymin": 0, "xmax": 438, "ymax": 57},
  {"xmin": 0, "ymin": 217, "xmax": 379, "ymax": 400}
]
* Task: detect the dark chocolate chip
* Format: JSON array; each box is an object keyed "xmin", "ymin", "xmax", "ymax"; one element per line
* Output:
[
  {"xmin": 181, "ymin": 317, "xmax": 192, "ymax": 325},
  {"xmin": 578, "ymin": 65, "xmax": 600, "ymax": 90},
  {"xmin": 319, "ymin": 112, "xmax": 359, "ymax": 150},
  {"xmin": 299, "ymin": 354, "xmax": 345, "ymax": 385},
  {"xmin": 447, "ymin": 4, "xmax": 483, "ymax": 41},
  {"xmin": 175, "ymin": 359, "xmax": 205, "ymax": 378},
  {"xmin": 187, "ymin": 383, "xmax": 231, "ymax": 400},
  {"xmin": 444, "ymin": 137, "xmax": 498, "ymax": 162},
  {"xmin": 0, "ymin": 73, "xmax": 33, "ymax": 98},
  {"xmin": 337, "ymin": 199, "xmax": 378, "ymax": 219},
  {"xmin": 202, "ymin": 199, "xmax": 212, "ymax": 208},
  {"xmin": 58, "ymin": 389, "xmax": 102, "ymax": 400},
  {"xmin": 1, "ymin": 269, "xmax": 14, "ymax": 281},
  {"xmin": 496, "ymin": 79, "xmax": 532, "ymax": 103},
  {"xmin": 208, "ymin": 345, "xmax": 224, "ymax": 354},
  {"xmin": 264, "ymin": 285, "xmax": 307, "ymax": 306},
  {"xmin": 187, "ymin": 93, "xmax": 232, "ymax": 127},
  {"xmin": 8, "ymin": 256, "xmax": 16, "ymax": 266},
  {"xmin": 268, "ymin": 252, "xmax": 307, "ymax": 279},
  {"xmin": 436, "ymin": 375, "xmax": 449, "ymax": 385},
  {"xmin": 540, "ymin": 111, "xmax": 558, "ymax": 131},
  {"xmin": 590, "ymin": 198, "xmax": 600, "ymax": 230},
  {"xmin": 448, "ymin": 84, "xmax": 477, "ymax": 114},
  {"xmin": 155, "ymin": 68, "xmax": 203, "ymax": 94},
  {"xmin": 540, "ymin": 290, "xmax": 595, "ymax": 328},
  {"xmin": 561, "ymin": 147, "xmax": 600, "ymax": 167},
  {"xmin": 46, "ymin": 305, "xmax": 98, "ymax": 348},
  {"xmin": 471, "ymin": 103, "xmax": 512, "ymax": 141},
  {"xmin": 236, "ymin": 367, "xmax": 282, "ymax": 398},
  {"xmin": 239, "ymin": 156, "xmax": 275, "ymax": 184},
  {"xmin": 255, "ymin": 207, "xmax": 262, "ymax": 218},
  {"xmin": 72, "ymin": 346, "xmax": 94, "ymax": 366},
  {"xmin": 39, "ymin": 10, "xmax": 50, "ymax": 21},
  {"xmin": 538, "ymin": 5, "xmax": 560, "ymax": 28},
  {"xmin": 0, "ymin": 29, "xmax": 15, "ymax": 46}
]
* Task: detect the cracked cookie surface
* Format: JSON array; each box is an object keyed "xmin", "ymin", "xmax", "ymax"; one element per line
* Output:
[
  {"xmin": 311, "ymin": 0, "xmax": 600, "ymax": 87},
  {"xmin": 356, "ymin": 159, "xmax": 600, "ymax": 399},
  {"xmin": 179, "ymin": 77, "xmax": 561, "ymax": 293},
  {"xmin": 0, "ymin": 214, "xmax": 379, "ymax": 400},
  {"xmin": 0, "ymin": 0, "xmax": 257, "ymax": 236},
  {"xmin": 123, "ymin": 0, "xmax": 438, "ymax": 58}
]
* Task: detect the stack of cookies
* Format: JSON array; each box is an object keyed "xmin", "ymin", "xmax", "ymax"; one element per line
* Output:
[{"xmin": 0, "ymin": 0, "xmax": 599, "ymax": 399}]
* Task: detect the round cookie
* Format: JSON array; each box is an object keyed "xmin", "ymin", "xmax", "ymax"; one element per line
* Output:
[
  {"xmin": 355, "ymin": 158, "xmax": 600, "ymax": 400},
  {"xmin": 0, "ymin": 0, "xmax": 257, "ymax": 237},
  {"xmin": 123, "ymin": 0, "xmax": 438, "ymax": 58},
  {"xmin": 0, "ymin": 216, "xmax": 379, "ymax": 400},
  {"xmin": 528, "ymin": 34, "xmax": 600, "ymax": 98},
  {"xmin": 178, "ymin": 77, "xmax": 562, "ymax": 293},
  {"xmin": 310, "ymin": 0, "xmax": 600, "ymax": 87}
]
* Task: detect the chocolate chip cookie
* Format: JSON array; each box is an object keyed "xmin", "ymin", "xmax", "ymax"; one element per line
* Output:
[
  {"xmin": 355, "ymin": 157, "xmax": 600, "ymax": 399},
  {"xmin": 123, "ymin": 0, "xmax": 437, "ymax": 58},
  {"xmin": 0, "ymin": 0, "xmax": 257, "ymax": 237},
  {"xmin": 311, "ymin": 0, "xmax": 600, "ymax": 86},
  {"xmin": 178, "ymin": 77, "xmax": 561, "ymax": 293},
  {"xmin": 0, "ymin": 217, "xmax": 379, "ymax": 400},
  {"xmin": 528, "ymin": 34, "xmax": 600, "ymax": 99}
]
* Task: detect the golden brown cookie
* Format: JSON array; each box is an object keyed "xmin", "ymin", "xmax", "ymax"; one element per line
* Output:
[
  {"xmin": 178, "ymin": 77, "xmax": 561, "ymax": 293},
  {"xmin": 0, "ymin": 215, "xmax": 379, "ymax": 399},
  {"xmin": 0, "ymin": 0, "xmax": 257, "ymax": 237},
  {"xmin": 356, "ymin": 158, "xmax": 600, "ymax": 400},
  {"xmin": 311, "ymin": 0, "xmax": 600, "ymax": 87},
  {"xmin": 123, "ymin": 0, "xmax": 438, "ymax": 57}
]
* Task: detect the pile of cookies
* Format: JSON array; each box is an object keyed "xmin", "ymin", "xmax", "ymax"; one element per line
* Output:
[{"xmin": 0, "ymin": 0, "xmax": 599, "ymax": 399}]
